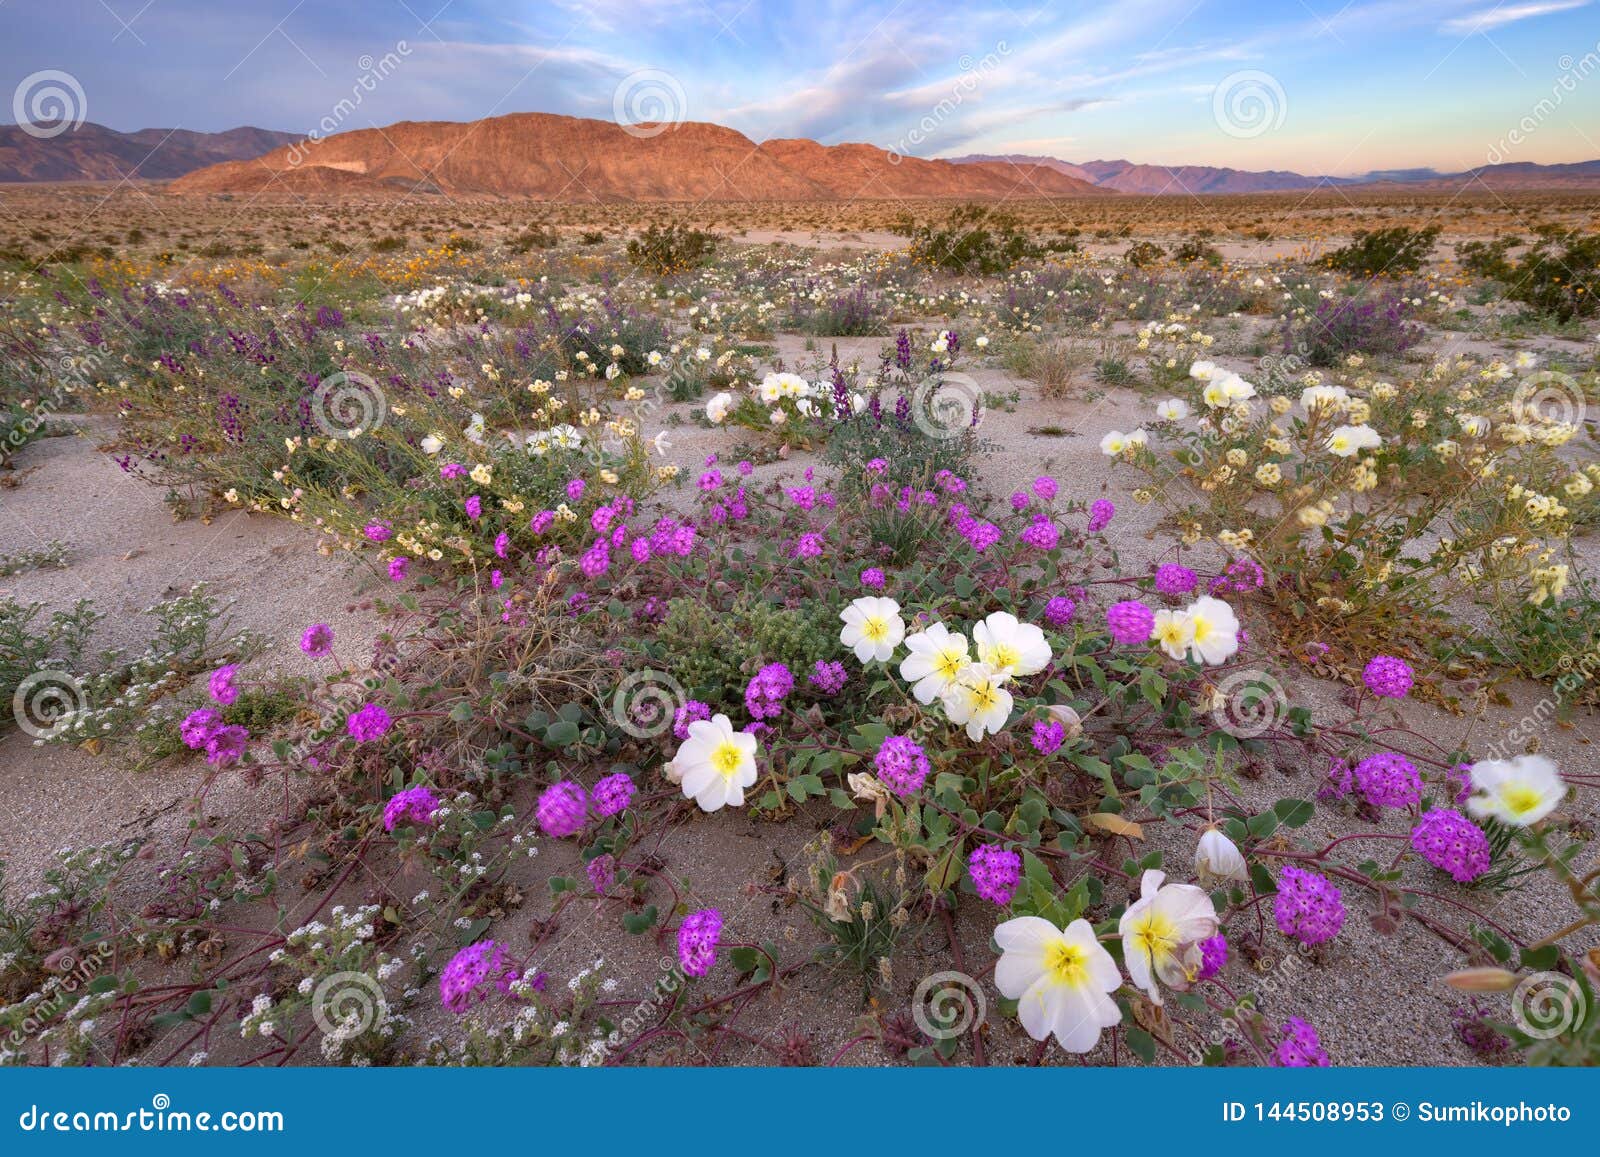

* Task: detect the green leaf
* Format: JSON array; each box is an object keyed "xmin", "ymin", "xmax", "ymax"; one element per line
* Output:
[
  {"xmin": 622, "ymin": 905, "xmax": 659, "ymax": 934},
  {"xmin": 545, "ymin": 720, "xmax": 581, "ymax": 747},
  {"xmin": 1273, "ymin": 798, "xmax": 1314, "ymax": 827},
  {"xmin": 1124, "ymin": 1026, "xmax": 1157, "ymax": 1062}
]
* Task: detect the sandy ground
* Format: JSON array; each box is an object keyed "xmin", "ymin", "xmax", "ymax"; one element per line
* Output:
[{"xmin": 1, "ymin": 300, "xmax": 1597, "ymax": 1067}]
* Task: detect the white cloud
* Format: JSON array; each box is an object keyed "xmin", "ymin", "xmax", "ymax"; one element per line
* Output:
[{"xmin": 1440, "ymin": 0, "xmax": 1590, "ymax": 34}]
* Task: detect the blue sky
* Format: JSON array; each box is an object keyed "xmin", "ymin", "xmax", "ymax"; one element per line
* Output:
[{"xmin": 4, "ymin": 0, "xmax": 1599, "ymax": 174}]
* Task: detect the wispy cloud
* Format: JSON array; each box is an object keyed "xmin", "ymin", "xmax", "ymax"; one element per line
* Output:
[{"xmin": 1440, "ymin": 0, "xmax": 1590, "ymax": 34}]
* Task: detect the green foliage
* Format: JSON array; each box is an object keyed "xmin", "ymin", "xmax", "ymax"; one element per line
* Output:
[
  {"xmin": 1123, "ymin": 241, "xmax": 1165, "ymax": 268},
  {"xmin": 626, "ymin": 222, "xmax": 718, "ymax": 275},
  {"xmin": 1323, "ymin": 225, "xmax": 1441, "ymax": 276},
  {"xmin": 898, "ymin": 204, "xmax": 1041, "ymax": 275},
  {"xmin": 655, "ymin": 594, "xmax": 839, "ymax": 702}
]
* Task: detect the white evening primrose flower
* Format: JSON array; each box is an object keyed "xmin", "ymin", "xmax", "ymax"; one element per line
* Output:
[
  {"xmin": 940, "ymin": 662, "xmax": 1014, "ymax": 741},
  {"xmin": 1183, "ymin": 596, "xmax": 1240, "ymax": 665},
  {"xmin": 420, "ymin": 433, "xmax": 444, "ymax": 456},
  {"xmin": 1300, "ymin": 384, "xmax": 1348, "ymax": 412},
  {"xmin": 993, "ymin": 916, "xmax": 1122, "ymax": 1052},
  {"xmin": 1100, "ymin": 430, "xmax": 1132, "ymax": 455},
  {"xmin": 1466, "ymin": 755, "xmax": 1564, "ymax": 827},
  {"xmin": 899, "ymin": 623, "xmax": 970, "ymax": 705},
  {"xmin": 840, "ymin": 597, "xmax": 905, "ymax": 663},
  {"xmin": 705, "ymin": 392, "xmax": 733, "ymax": 424},
  {"xmin": 1189, "ymin": 359, "xmax": 1219, "ymax": 381},
  {"xmin": 670, "ymin": 714, "xmax": 758, "ymax": 812},
  {"xmin": 1156, "ymin": 398, "xmax": 1190, "ymax": 421},
  {"xmin": 1150, "ymin": 609, "xmax": 1195, "ymax": 661},
  {"xmin": 973, "ymin": 611, "xmax": 1051, "ymax": 678},
  {"xmin": 1325, "ymin": 424, "xmax": 1381, "ymax": 457},
  {"xmin": 1513, "ymin": 351, "xmax": 1539, "ymax": 370},
  {"xmin": 1459, "ymin": 414, "xmax": 1490, "ymax": 437},
  {"xmin": 1119, "ymin": 869, "xmax": 1219, "ymax": 1004},
  {"xmin": 1195, "ymin": 828, "xmax": 1248, "ymax": 885}
]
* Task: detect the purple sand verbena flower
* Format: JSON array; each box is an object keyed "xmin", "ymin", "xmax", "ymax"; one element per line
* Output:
[
  {"xmin": 591, "ymin": 772, "xmax": 636, "ymax": 818},
  {"xmin": 968, "ymin": 845, "xmax": 1022, "ymax": 905},
  {"xmin": 1410, "ymin": 809, "xmax": 1491, "ymax": 883},
  {"xmin": 1362, "ymin": 654, "xmax": 1415, "ymax": 699},
  {"xmin": 1154, "ymin": 563, "xmax": 1198, "ymax": 597},
  {"xmin": 537, "ymin": 781, "xmax": 588, "ymax": 837},
  {"xmin": 208, "ymin": 664, "xmax": 240, "ymax": 707},
  {"xmin": 1106, "ymin": 600, "xmax": 1155, "ymax": 646},
  {"xmin": 677, "ymin": 908, "xmax": 723, "ymax": 978},
  {"xmin": 1273, "ymin": 865, "xmax": 1345, "ymax": 946},
  {"xmin": 875, "ymin": 735, "xmax": 931, "ymax": 797},
  {"xmin": 384, "ymin": 785, "xmax": 441, "ymax": 832},
  {"xmin": 299, "ymin": 623, "xmax": 334, "ymax": 657},
  {"xmin": 1272, "ymin": 1017, "xmax": 1330, "ymax": 1067},
  {"xmin": 1353, "ymin": 751, "xmax": 1421, "ymax": 809},
  {"xmin": 346, "ymin": 703, "xmax": 392, "ymax": 743},
  {"xmin": 439, "ymin": 940, "xmax": 518, "ymax": 1014}
]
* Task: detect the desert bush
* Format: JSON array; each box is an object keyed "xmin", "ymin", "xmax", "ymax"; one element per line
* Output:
[
  {"xmin": 626, "ymin": 222, "xmax": 718, "ymax": 275},
  {"xmin": 1280, "ymin": 289, "xmax": 1424, "ymax": 366},
  {"xmin": 898, "ymin": 204, "xmax": 1040, "ymax": 275},
  {"xmin": 1323, "ymin": 225, "xmax": 1440, "ymax": 277}
]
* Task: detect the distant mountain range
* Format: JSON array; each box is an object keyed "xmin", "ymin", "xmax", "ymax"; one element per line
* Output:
[
  {"xmin": 0, "ymin": 122, "xmax": 300, "ymax": 182},
  {"xmin": 2, "ymin": 116, "xmax": 1597, "ymax": 197},
  {"xmin": 165, "ymin": 113, "xmax": 1114, "ymax": 200},
  {"xmin": 950, "ymin": 154, "xmax": 1600, "ymax": 194}
]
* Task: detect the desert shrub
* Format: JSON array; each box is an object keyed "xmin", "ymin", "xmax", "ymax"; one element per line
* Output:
[
  {"xmin": 898, "ymin": 204, "xmax": 1040, "ymax": 275},
  {"xmin": 1323, "ymin": 225, "xmax": 1440, "ymax": 277},
  {"xmin": 1173, "ymin": 236, "xmax": 1222, "ymax": 266},
  {"xmin": 1496, "ymin": 229, "xmax": 1600, "ymax": 322},
  {"xmin": 510, "ymin": 225, "xmax": 559, "ymax": 252},
  {"xmin": 626, "ymin": 222, "xmax": 717, "ymax": 275},
  {"xmin": 1281, "ymin": 289, "xmax": 1424, "ymax": 366},
  {"xmin": 1122, "ymin": 357, "xmax": 1588, "ymax": 660},
  {"xmin": 1014, "ymin": 337, "xmax": 1086, "ymax": 399},
  {"xmin": 1123, "ymin": 241, "xmax": 1165, "ymax": 268},
  {"xmin": 788, "ymin": 285, "xmax": 886, "ymax": 336},
  {"xmin": 1458, "ymin": 236, "xmax": 1519, "ymax": 282}
]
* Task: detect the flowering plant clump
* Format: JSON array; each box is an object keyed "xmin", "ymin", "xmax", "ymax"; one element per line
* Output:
[
  {"xmin": 1117, "ymin": 354, "xmax": 1595, "ymax": 679},
  {"xmin": 5, "ymin": 225, "xmax": 1598, "ymax": 1072}
]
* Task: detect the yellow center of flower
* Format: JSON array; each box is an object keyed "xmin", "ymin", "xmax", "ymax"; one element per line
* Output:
[
  {"xmin": 934, "ymin": 647, "xmax": 966, "ymax": 680},
  {"xmin": 861, "ymin": 616, "xmax": 888, "ymax": 642},
  {"xmin": 1155, "ymin": 621, "xmax": 1188, "ymax": 647},
  {"xmin": 1191, "ymin": 616, "xmax": 1214, "ymax": 645},
  {"xmin": 1500, "ymin": 783, "xmax": 1544, "ymax": 817},
  {"xmin": 1045, "ymin": 939, "xmax": 1088, "ymax": 988},
  {"xmin": 710, "ymin": 740, "xmax": 744, "ymax": 780},
  {"xmin": 1128, "ymin": 909, "xmax": 1179, "ymax": 966},
  {"xmin": 963, "ymin": 680, "xmax": 1000, "ymax": 712},
  {"xmin": 987, "ymin": 642, "xmax": 1020, "ymax": 671}
]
